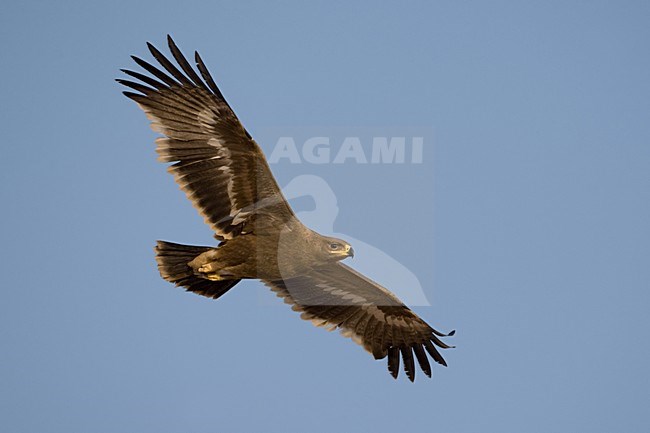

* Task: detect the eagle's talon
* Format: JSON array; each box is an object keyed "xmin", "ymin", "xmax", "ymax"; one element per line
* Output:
[{"xmin": 204, "ymin": 273, "xmax": 223, "ymax": 281}]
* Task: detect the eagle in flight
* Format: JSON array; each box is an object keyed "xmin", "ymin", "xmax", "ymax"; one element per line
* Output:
[{"xmin": 118, "ymin": 36, "xmax": 454, "ymax": 381}]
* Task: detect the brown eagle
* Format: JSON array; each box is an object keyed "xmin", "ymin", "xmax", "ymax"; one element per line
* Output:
[{"xmin": 118, "ymin": 36, "xmax": 454, "ymax": 381}]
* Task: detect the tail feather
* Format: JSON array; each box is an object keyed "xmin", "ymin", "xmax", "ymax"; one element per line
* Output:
[{"xmin": 155, "ymin": 240, "xmax": 240, "ymax": 300}]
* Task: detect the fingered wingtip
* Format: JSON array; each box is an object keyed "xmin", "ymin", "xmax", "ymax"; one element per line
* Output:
[{"xmin": 433, "ymin": 328, "xmax": 456, "ymax": 338}]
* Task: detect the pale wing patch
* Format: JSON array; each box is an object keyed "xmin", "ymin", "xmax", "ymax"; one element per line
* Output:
[{"xmin": 198, "ymin": 108, "xmax": 217, "ymax": 131}]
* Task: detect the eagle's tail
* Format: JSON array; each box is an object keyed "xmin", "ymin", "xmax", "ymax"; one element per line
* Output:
[{"xmin": 154, "ymin": 240, "xmax": 240, "ymax": 300}]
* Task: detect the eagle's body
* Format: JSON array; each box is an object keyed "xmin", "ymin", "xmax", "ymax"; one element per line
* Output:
[
  {"xmin": 189, "ymin": 222, "xmax": 347, "ymax": 281},
  {"xmin": 119, "ymin": 36, "xmax": 454, "ymax": 381}
]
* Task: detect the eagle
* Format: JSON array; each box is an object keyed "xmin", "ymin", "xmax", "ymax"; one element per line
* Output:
[{"xmin": 118, "ymin": 36, "xmax": 454, "ymax": 381}]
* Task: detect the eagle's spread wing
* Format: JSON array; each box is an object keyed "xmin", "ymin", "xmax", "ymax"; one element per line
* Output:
[
  {"xmin": 118, "ymin": 36, "xmax": 294, "ymax": 239},
  {"xmin": 264, "ymin": 263, "xmax": 454, "ymax": 382}
]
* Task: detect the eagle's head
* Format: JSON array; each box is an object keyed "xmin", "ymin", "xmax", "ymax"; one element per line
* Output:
[{"xmin": 321, "ymin": 236, "xmax": 354, "ymax": 261}]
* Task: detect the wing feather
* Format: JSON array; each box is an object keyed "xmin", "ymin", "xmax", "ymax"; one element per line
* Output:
[
  {"xmin": 388, "ymin": 347, "xmax": 400, "ymax": 379},
  {"xmin": 119, "ymin": 36, "xmax": 294, "ymax": 239},
  {"xmin": 401, "ymin": 346, "xmax": 416, "ymax": 382},
  {"xmin": 195, "ymin": 51, "xmax": 229, "ymax": 103},
  {"xmin": 413, "ymin": 344, "xmax": 432, "ymax": 378},
  {"xmin": 147, "ymin": 41, "xmax": 194, "ymax": 86},
  {"xmin": 264, "ymin": 263, "xmax": 454, "ymax": 381},
  {"xmin": 166, "ymin": 36, "xmax": 207, "ymax": 90},
  {"xmin": 121, "ymin": 68, "xmax": 168, "ymax": 90},
  {"xmin": 131, "ymin": 55, "xmax": 180, "ymax": 87}
]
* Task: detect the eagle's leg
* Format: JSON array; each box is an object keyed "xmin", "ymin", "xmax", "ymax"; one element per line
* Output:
[
  {"xmin": 187, "ymin": 249, "xmax": 222, "ymax": 279},
  {"xmin": 188, "ymin": 248, "xmax": 243, "ymax": 281}
]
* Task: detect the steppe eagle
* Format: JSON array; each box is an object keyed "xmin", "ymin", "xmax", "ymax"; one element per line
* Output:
[{"xmin": 118, "ymin": 36, "xmax": 454, "ymax": 381}]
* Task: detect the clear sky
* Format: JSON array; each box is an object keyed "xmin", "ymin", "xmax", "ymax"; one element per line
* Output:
[{"xmin": 1, "ymin": 1, "xmax": 649, "ymax": 432}]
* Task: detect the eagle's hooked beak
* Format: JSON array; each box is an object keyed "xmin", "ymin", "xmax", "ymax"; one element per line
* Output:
[{"xmin": 346, "ymin": 245, "xmax": 354, "ymax": 258}]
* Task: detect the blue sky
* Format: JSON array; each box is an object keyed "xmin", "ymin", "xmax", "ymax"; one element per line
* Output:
[{"xmin": 1, "ymin": 1, "xmax": 649, "ymax": 432}]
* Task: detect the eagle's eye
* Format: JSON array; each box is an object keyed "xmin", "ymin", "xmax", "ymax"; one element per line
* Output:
[{"xmin": 329, "ymin": 243, "xmax": 340, "ymax": 251}]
